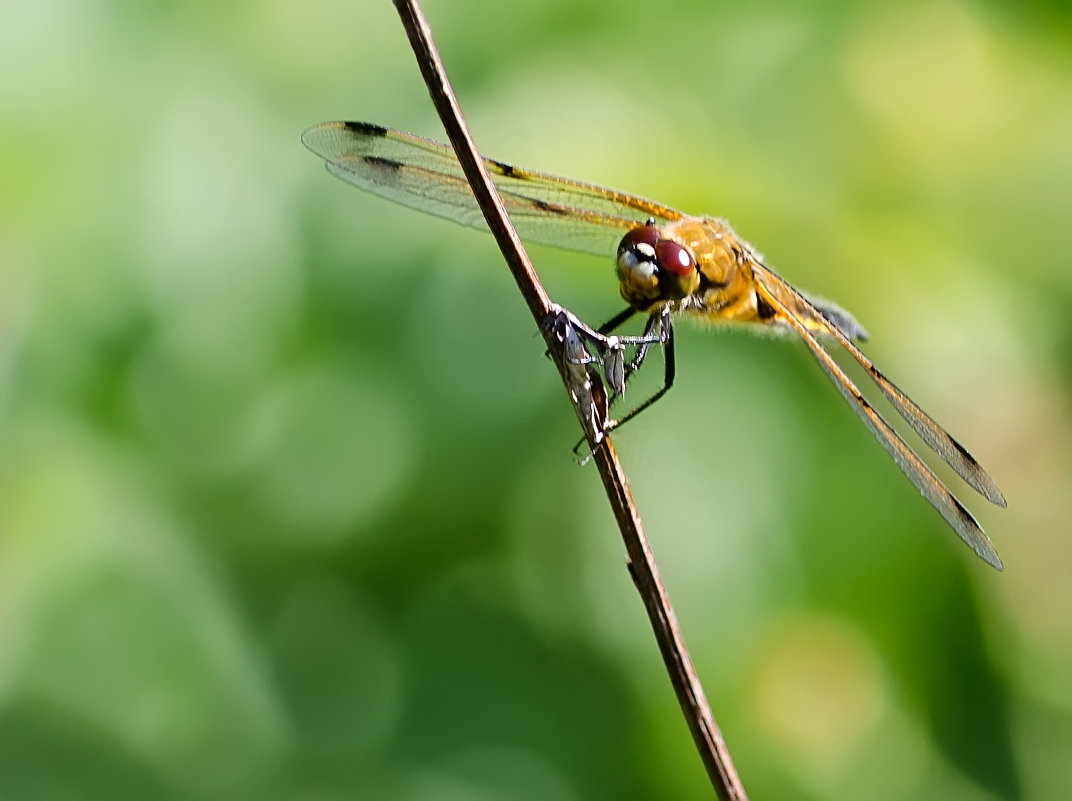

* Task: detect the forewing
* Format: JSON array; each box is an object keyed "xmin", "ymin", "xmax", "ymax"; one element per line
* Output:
[
  {"xmin": 750, "ymin": 261, "xmax": 1003, "ymax": 570},
  {"xmin": 302, "ymin": 121, "xmax": 685, "ymax": 257}
]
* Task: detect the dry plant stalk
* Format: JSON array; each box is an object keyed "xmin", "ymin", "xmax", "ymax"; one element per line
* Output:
[{"xmin": 389, "ymin": 1, "xmax": 747, "ymax": 797}]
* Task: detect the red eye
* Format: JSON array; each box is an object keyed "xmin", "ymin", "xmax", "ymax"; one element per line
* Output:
[
  {"xmin": 618, "ymin": 224, "xmax": 660, "ymax": 257},
  {"xmin": 656, "ymin": 240, "xmax": 694, "ymax": 277}
]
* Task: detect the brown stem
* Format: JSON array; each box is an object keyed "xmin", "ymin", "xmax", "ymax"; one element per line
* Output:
[{"xmin": 390, "ymin": 1, "xmax": 747, "ymax": 798}]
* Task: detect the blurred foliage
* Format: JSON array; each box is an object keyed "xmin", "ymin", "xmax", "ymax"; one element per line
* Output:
[{"xmin": 1, "ymin": 0, "xmax": 1071, "ymax": 799}]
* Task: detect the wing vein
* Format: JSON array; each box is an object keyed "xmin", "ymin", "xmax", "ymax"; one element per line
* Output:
[
  {"xmin": 754, "ymin": 263, "xmax": 1005, "ymax": 507},
  {"xmin": 303, "ymin": 121, "xmax": 684, "ymax": 257},
  {"xmin": 753, "ymin": 273, "xmax": 1003, "ymax": 570}
]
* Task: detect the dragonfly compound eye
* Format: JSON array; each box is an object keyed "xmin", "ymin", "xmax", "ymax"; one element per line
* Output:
[
  {"xmin": 653, "ymin": 238, "xmax": 698, "ymax": 301},
  {"xmin": 617, "ymin": 225, "xmax": 661, "ymax": 278},
  {"xmin": 655, "ymin": 240, "xmax": 695, "ymax": 277}
]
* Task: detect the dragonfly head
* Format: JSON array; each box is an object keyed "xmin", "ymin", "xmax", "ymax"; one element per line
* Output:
[{"xmin": 616, "ymin": 223, "xmax": 699, "ymax": 309}]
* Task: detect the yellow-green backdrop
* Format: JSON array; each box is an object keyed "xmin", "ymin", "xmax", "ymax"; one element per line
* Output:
[{"xmin": 1, "ymin": 1, "xmax": 1069, "ymax": 799}]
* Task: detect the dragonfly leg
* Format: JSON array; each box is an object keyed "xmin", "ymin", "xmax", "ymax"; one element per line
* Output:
[
  {"xmin": 550, "ymin": 304, "xmax": 673, "ymax": 456},
  {"xmin": 604, "ymin": 309, "xmax": 675, "ymax": 435},
  {"xmin": 590, "ymin": 305, "xmax": 672, "ymax": 400},
  {"xmin": 624, "ymin": 306, "xmax": 670, "ymax": 378},
  {"xmin": 569, "ymin": 306, "xmax": 676, "ymax": 453},
  {"xmin": 553, "ymin": 306, "xmax": 660, "ymax": 398},
  {"xmin": 597, "ymin": 306, "xmax": 638, "ymax": 335}
]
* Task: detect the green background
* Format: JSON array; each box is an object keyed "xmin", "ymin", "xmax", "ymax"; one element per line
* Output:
[{"xmin": 2, "ymin": 0, "xmax": 1070, "ymax": 799}]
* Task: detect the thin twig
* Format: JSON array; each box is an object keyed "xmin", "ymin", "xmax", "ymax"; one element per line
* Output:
[{"xmin": 389, "ymin": 2, "xmax": 747, "ymax": 798}]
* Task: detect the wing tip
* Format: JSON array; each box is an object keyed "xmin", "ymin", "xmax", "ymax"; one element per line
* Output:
[
  {"xmin": 980, "ymin": 547, "xmax": 1005, "ymax": 572},
  {"xmin": 949, "ymin": 493, "xmax": 1004, "ymax": 571},
  {"xmin": 300, "ymin": 121, "xmax": 339, "ymax": 153},
  {"xmin": 302, "ymin": 120, "xmax": 389, "ymax": 156},
  {"xmin": 968, "ymin": 472, "xmax": 1007, "ymax": 508},
  {"xmin": 947, "ymin": 436, "xmax": 1008, "ymax": 507},
  {"xmin": 987, "ymin": 476, "xmax": 1008, "ymax": 508}
]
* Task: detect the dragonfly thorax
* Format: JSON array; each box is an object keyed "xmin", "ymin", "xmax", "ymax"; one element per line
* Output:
[{"xmin": 615, "ymin": 223, "xmax": 700, "ymax": 310}]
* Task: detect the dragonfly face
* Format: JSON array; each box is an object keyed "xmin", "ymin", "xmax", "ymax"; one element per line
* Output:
[
  {"xmin": 301, "ymin": 120, "xmax": 1006, "ymax": 570},
  {"xmin": 616, "ymin": 222, "xmax": 700, "ymax": 309}
]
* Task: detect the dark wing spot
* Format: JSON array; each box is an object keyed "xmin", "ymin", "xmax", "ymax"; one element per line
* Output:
[
  {"xmin": 362, "ymin": 155, "xmax": 403, "ymax": 172},
  {"xmin": 949, "ymin": 435, "xmax": 982, "ymax": 467},
  {"xmin": 531, "ymin": 198, "xmax": 570, "ymax": 216},
  {"xmin": 489, "ymin": 159, "xmax": 517, "ymax": 177},
  {"xmin": 343, "ymin": 121, "xmax": 389, "ymax": 137},
  {"xmin": 951, "ymin": 493, "xmax": 979, "ymax": 530}
]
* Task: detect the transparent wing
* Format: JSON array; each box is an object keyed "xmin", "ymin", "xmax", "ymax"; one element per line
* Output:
[
  {"xmin": 302, "ymin": 121, "xmax": 685, "ymax": 257},
  {"xmin": 749, "ymin": 260, "xmax": 1004, "ymax": 570}
]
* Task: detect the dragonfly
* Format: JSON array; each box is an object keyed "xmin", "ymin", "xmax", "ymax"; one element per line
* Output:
[{"xmin": 301, "ymin": 120, "xmax": 1007, "ymax": 570}]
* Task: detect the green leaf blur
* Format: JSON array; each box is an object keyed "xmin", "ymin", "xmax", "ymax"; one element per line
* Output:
[{"xmin": 1, "ymin": 1, "xmax": 1069, "ymax": 799}]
